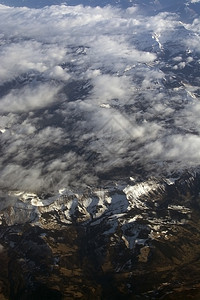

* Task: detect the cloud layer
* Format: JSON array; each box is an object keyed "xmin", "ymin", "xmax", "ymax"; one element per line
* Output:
[{"xmin": 0, "ymin": 3, "xmax": 200, "ymax": 192}]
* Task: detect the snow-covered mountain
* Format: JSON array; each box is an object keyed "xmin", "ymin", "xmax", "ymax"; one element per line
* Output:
[{"xmin": 1, "ymin": 172, "xmax": 200, "ymax": 298}]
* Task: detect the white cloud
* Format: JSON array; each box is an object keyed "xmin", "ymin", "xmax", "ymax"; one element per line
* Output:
[
  {"xmin": 0, "ymin": 83, "xmax": 62, "ymax": 112},
  {"xmin": 165, "ymin": 134, "xmax": 200, "ymax": 162},
  {"xmin": 0, "ymin": 163, "xmax": 44, "ymax": 191},
  {"xmin": 90, "ymin": 74, "xmax": 132, "ymax": 103},
  {"xmin": 0, "ymin": 3, "xmax": 199, "ymax": 192},
  {"xmin": 0, "ymin": 40, "xmax": 68, "ymax": 83}
]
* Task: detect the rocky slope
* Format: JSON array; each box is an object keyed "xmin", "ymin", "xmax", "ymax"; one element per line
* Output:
[{"xmin": 1, "ymin": 172, "xmax": 200, "ymax": 299}]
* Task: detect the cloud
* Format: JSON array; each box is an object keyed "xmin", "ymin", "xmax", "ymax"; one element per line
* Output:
[
  {"xmin": 0, "ymin": 3, "xmax": 199, "ymax": 192},
  {"xmin": 88, "ymin": 74, "xmax": 132, "ymax": 103},
  {"xmin": 0, "ymin": 83, "xmax": 62, "ymax": 112},
  {"xmin": 0, "ymin": 40, "xmax": 68, "ymax": 82},
  {"xmin": 165, "ymin": 134, "xmax": 200, "ymax": 162}
]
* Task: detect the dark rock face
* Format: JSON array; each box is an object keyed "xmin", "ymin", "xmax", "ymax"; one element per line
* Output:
[{"xmin": 1, "ymin": 173, "xmax": 200, "ymax": 299}]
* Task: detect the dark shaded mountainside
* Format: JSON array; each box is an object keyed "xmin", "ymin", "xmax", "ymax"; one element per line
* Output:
[{"xmin": 1, "ymin": 172, "xmax": 200, "ymax": 299}]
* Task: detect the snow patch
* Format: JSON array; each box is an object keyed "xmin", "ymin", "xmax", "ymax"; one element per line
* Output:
[
  {"xmin": 123, "ymin": 180, "xmax": 163, "ymax": 209},
  {"xmin": 168, "ymin": 205, "xmax": 191, "ymax": 213},
  {"xmin": 31, "ymin": 198, "xmax": 44, "ymax": 207},
  {"xmin": 100, "ymin": 103, "xmax": 111, "ymax": 108},
  {"xmin": 0, "ymin": 128, "xmax": 6, "ymax": 133},
  {"xmin": 165, "ymin": 177, "xmax": 179, "ymax": 185},
  {"xmin": 152, "ymin": 32, "xmax": 163, "ymax": 51}
]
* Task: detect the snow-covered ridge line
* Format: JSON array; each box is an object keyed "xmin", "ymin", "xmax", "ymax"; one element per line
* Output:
[
  {"xmin": 0, "ymin": 174, "xmax": 196, "ymax": 254},
  {"xmin": 0, "ymin": 179, "xmax": 165, "ymax": 225},
  {"xmin": 1, "ymin": 175, "xmax": 188, "ymax": 224},
  {"xmin": 1, "ymin": 171, "xmax": 198, "ymax": 229},
  {"xmin": 7, "ymin": 178, "xmax": 164, "ymax": 208},
  {"xmin": 6, "ymin": 172, "xmax": 196, "ymax": 214}
]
